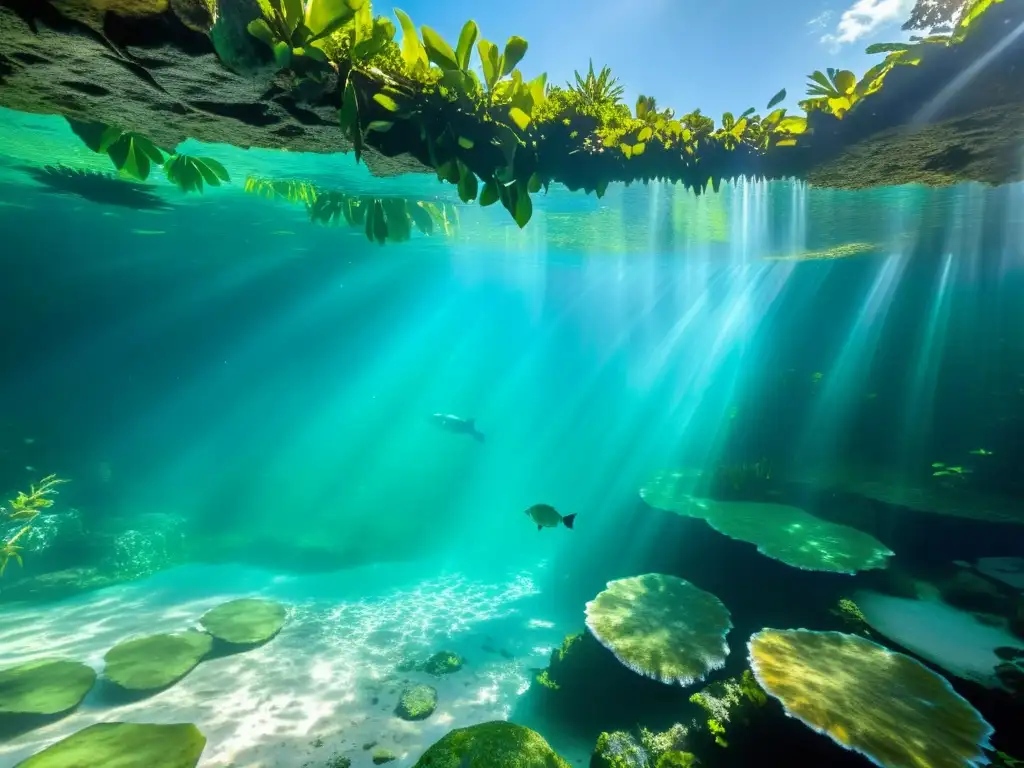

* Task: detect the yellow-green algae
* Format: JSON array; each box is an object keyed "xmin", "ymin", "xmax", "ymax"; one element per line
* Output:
[
  {"xmin": 640, "ymin": 470, "xmax": 893, "ymax": 573},
  {"xmin": 584, "ymin": 573, "xmax": 732, "ymax": 686},
  {"xmin": 103, "ymin": 631, "xmax": 213, "ymax": 691},
  {"xmin": 199, "ymin": 597, "xmax": 287, "ymax": 645},
  {"xmin": 0, "ymin": 659, "xmax": 96, "ymax": 716},
  {"xmin": 15, "ymin": 722, "xmax": 206, "ymax": 768},
  {"xmin": 412, "ymin": 721, "xmax": 570, "ymax": 768},
  {"xmin": 748, "ymin": 629, "xmax": 994, "ymax": 768}
]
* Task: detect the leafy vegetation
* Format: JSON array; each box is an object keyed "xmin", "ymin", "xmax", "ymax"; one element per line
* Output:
[
  {"xmin": 66, "ymin": 120, "xmax": 230, "ymax": 193},
  {"xmin": 689, "ymin": 670, "xmax": 767, "ymax": 748},
  {"xmin": 234, "ymin": 0, "xmax": 1010, "ymax": 229},
  {"xmin": 1, "ymin": 474, "xmax": 70, "ymax": 576},
  {"xmin": 243, "ymin": 175, "xmax": 459, "ymax": 244},
  {"xmin": 20, "ymin": 165, "xmax": 173, "ymax": 209}
]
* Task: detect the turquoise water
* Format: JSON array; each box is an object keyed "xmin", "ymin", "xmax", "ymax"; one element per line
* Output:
[{"xmin": 2, "ymin": 108, "xmax": 1024, "ymax": 767}]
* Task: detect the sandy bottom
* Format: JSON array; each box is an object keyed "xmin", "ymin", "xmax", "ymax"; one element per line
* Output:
[{"xmin": 0, "ymin": 561, "xmax": 579, "ymax": 767}]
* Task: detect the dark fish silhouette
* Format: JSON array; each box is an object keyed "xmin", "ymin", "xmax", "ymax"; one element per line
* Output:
[
  {"xmin": 431, "ymin": 413, "xmax": 485, "ymax": 442},
  {"xmin": 525, "ymin": 504, "xmax": 576, "ymax": 531}
]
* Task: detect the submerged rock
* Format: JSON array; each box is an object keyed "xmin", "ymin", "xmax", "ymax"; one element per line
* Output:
[
  {"xmin": 412, "ymin": 721, "xmax": 570, "ymax": 768},
  {"xmin": 371, "ymin": 748, "xmax": 397, "ymax": 765},
  {"xmin": 0, "ymin": 659, "xmax": 96, "ymax": 716},
  {"xmin": 395, "ymin": 684, "xmax": 437, "ymax": 721},
  {"xmin": 422, "ymin": 651, "xmax": 465, "ymax": 677},
  {"xmin": 103, "ymin": 631, "xmax": 212, "ymax": 692},
  {"xmin": 14, "ymin": 721, "xmax": 206, "ymax": 767}
]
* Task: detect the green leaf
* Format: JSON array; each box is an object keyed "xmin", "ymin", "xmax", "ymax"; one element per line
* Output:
[
  {"xmin": 766, "ymin": 88, "xmax": 786, "ymax": 110},
  {"xmin": 479, "ymin": 179, "xmax": 499, "ymax": 207},
  {"xmin": 620, "ymin": 142, "xmax": 632, "ymax": 159},
  {"xmin": 367, "ymin": 120, "xmax": 394, "ymax": 132},
  {"xmin": 527, "ymin": 172, "xmax": 541, "ymax": 194},
  {"xmin": 353, "ymin": 36, "xmax": 388, "ymax": 60},
  {"xmin": 501, "ymin": 36, "xmax": 528, "ymax": 77},
  {"xmin": 458, "ymin": 136, "xmax": 475, "ymax": 149},
  {"xmin": 107, "ymin": 133, "xmax": 164, "ymax": 181},
  {"xmin": 834, "ymin": 70, "xmax": 857, "ymax": 94},
  {"xmin": 273, "ymin": 41, "xmax": 293, "ymax": 68},
  {"xmin": 513, "ymin": 182, "xmax": 532, "ymax": 228},
  {"xmin": 508, "ymin": 106, "xmax": 531, "ymax": 131},
  {"xmin": 409, "ymin": 203, "xmax": 435, "ymax": 235},
  {"xmin": 595, "ymin": 180, "xmax": 609, "ymax": 198},
  {"xmin": 637, "ymin": 126, "xmax": 653, "ymax": 142},
  {"xmin": 373, "ymin": 93, "xmax": 401, "ymax": 112},
  {"xmin": 382, "ymin": 198, "xmax": 411, "ymax": 242},
  {"xmin": 247, "ymin": 18, "xmax": 277, "ymax": 47},
  {"xmin": 477, "ymin": 39, "xmax": 501, "ymax": 91},
  {"xmin": 339, "ymin": 79, "xmax": 362, "ymax": 164},
  {"xmin": 632, "ymin": 142, "xmax": 646, "ymax": 156},
  {"xmin": 456, "ymin": 160, "xmax": 478, "ymax": 203},
  {"xmin": 372, "ymin": 199, "xmax": 388, "ymax": 244},
  {"xmin": 283, "ymin": 0, "xmax": 303, "ymax": 32},
  {"xmin": 421, "ymin": 25, "xmax": 460, "ymax": 70},
  {"xmin": 394, "ymin": 9, "xmax": 429, "ymax": 73},
  {"xmin": 455, "ymin": 20, "xmax": 478, "ymax": 71},
  {"xmin": 527, "ymin": 73, "xmax": 547, "ymax": 106},
  {"xmin": 865, "ymin": 42, "xmax": 908, "ymax": 55},
  {"xmin": 305, "ymin": 0, "xmax": 363, "ymax": 38}
]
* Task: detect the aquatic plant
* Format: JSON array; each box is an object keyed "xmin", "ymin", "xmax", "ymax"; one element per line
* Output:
[
  {"xmin": 748, "ymin": 628, "xmax": 994, "ymax": 768},
  {"xmin": 640, "ymin": 472, "xmax": 894, "ymax": 574},
  {"xmin": 199, "ymin": 598, "xmax": 287, "ymax": 645},
  {"xmin": 16, "ymin": 722, "xmax": 207, "ymax": 767},
  {"xmin": 19, "ymin": 165, "xmax": 173, "ymax": 210},
  {"xmin": 243, "ymin": 175, "xmax": 459, "ymax": 244},
  {"xmin": 830, "ymin": 598, "xmax": 872, "ymax": 635},
  {"xmin": 592, "ymin": 731, "xmax": 648, "ymax": 768},
  {"xmin": 584, "ymin": 573, "xmax": 732, "ymax": 686},
  {"xmin": 66, "ymin": 119, "xmax": 230, "ymax": 192},
  {"xmin": 412, "ymin": 721, "xmax": 570, "ymax": 767},
  {"xmin": 689, "ymin": 670, "xmax": 767, "ymax": 748},
  {"xmin": 0, "ymin": 659, "xmax": 96, "ymax": 716},
  {"xmin": 2, "ymin": 474, "xmax": 70, "ymax": 576},
  {"xmin": 638, "ymin": 724, "xmax": 691, "ymax": 764},
  {"xmin": 102, "ymin": 631, "xmax": 214, "ymax": 692}
]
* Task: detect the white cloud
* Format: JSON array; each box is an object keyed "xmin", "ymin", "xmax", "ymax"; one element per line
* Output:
[
  {"xmin": 807, "ymin": 10, "xmax": 834, "ymax": 31},
  {"xmin": 820, "ymin": 0, "xmax": 915, "ymax": 48}
]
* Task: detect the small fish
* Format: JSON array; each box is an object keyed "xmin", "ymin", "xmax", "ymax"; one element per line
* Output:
[
  {"xmin": 811, "ymin": 372, "xmax": 824, "ymax": 384},
  {"xmin": 23, "ymin": 438, "xmax": 34, "ymax": 445},
  {"xmin": 131, "ymin": 229, "xmax": 166, "ymax": 235},
  {"xmin": 431, "ymin": 413, "xmax": 484, "ymax": 443},
  {"xmin": 969, "ymin": 449, "xmax": 993, "ymax": 456},
  {"xmin": 25, "ymin": 465, "xmax": 35, "ymax": 472},
  {"xmin": 525, "ymin": 504, "xmax": 577, "ymax": 531}
]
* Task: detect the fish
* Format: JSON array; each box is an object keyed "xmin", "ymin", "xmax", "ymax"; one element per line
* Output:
[
  {"xmin": 969, "ymin": 449, "xmax": 993, "ymax": 456},
  {"xmin": 525, "ymin": 503, "xmax": 577, "ymax": 531},
  {"xmin": 430, "ymin": 413, "xmax": 484, "ymax": 443}
]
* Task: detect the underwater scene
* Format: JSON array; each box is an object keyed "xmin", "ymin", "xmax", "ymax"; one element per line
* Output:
[{"xmin": 1, "ymin": 0, "xmax": 1024, "ymax": 766}]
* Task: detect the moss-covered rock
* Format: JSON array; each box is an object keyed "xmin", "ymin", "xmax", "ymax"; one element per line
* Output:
[
  {"xmin": 0, "ymin": 659, "xmax": 96, "ymax": 715},
  {"xmin": 655, "ymin": 752, "xmax": 696, "ymax": 768},
  {"xmin": 412, "ymin": 721, "xmax": 570, "ymax": 768},
  {"xmin": 423, "ymin": 651, "xmax": 465, "ymax": 677},
  {"xmin": 15, "ymin": 721, "xmax": 206, "ymax": 767},
  {"xmin": 372, "ymin": 748, "xmax": 397, "ymax": 765},
  {"xmin": 103, "ymin": 631, "xmax": 212, "ymax": 692},
  {"xmin": 395, "ymin": 684, "xmax": 437, "ymax": 721},
  {"xmin": 199, "ymin": 597, "xmax": 286, "ymax": 646}
]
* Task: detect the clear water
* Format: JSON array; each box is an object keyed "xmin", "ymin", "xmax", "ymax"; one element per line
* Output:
[{"xmin": 1, "ymin": 106, "xmax": 1023, "ymax": 767}]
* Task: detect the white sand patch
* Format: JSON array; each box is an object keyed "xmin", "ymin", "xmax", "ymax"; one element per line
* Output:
[
  {"xmin": 855, "ymin": 589, "xmax": 1024, "ymax": 689},
  {"xmin": 0, "ymin": 562, "xmax": 567, "ymax": 767}
]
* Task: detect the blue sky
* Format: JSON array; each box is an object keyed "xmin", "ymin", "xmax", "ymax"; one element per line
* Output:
[{"xmin": 376, "ymin": 0, "xmax": 916, "ymax": 118}]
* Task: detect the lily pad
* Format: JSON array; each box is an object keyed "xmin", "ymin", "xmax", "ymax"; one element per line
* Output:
[
  {"xmin": 0, "ymin": 659, "xmax": 96, "ymax": 715},
  {"xmin": 15, "ymin": 721, "xmax": 206, "ymax": 767},
  {"xmin": 103, "ymin": 632, "xmax": 212, "ymax": 692},
  {"xmin": 199, "ymin": 598, "xmax": 287, "ymax": 645},
  {"xmin": 641, "ymin": 471, "xmax": 893, "ymax": 574},
  {"xmin": 585, "ymin": 574, "xmax": 732, "ymax": 686}
]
